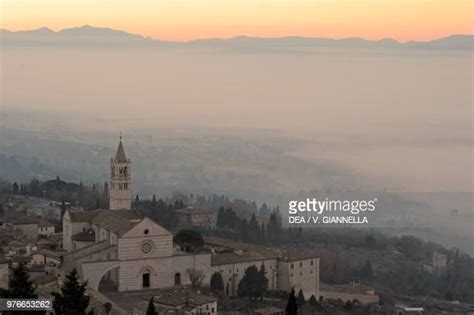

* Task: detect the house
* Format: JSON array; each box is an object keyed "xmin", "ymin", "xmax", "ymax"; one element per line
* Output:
[
  {"xmin": 152, "ymin": 287, "xmax": 217, "ymax": 315},
  {"xmin": 175, "ymin": 207, "xmax": 217, "ymax": 228}
]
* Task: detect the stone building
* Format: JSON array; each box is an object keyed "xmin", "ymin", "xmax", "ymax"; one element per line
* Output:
[
  {"xmin": 175, "ymin": 207, "xmax": 217, "ymax": 228},
  {"xmin": 61, "ymin": 139, "xmax": 320, "ymax": 300},
  {"xmin": 62, "ymin": 139, "xmax": 212, "ymax": 293},
  {"xmin": 204, "ymin": 236, "xmax": 320, "ymax": 299}
]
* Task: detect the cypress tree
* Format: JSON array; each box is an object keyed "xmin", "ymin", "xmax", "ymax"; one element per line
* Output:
[
  {"xmin": 210, "ymin": 272, "xmax": 224, "ymax": 292},
  {"xmin": 52, "ymin": 269, "xmax": 89, "ymax": 315},
  {"xmin": 7, "ymin": 263, "xmax": 37, "ymax": 298},
  {"xmin": 285, "ymin": 288, "xmax": 298, "ymax": 315},
  {"xmin": 146, "ymin": 297, "xmax": 157, "ymax": 315}
]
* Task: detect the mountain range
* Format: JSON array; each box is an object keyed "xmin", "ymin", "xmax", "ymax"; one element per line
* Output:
[{"xmin": 1, "ymin": 25, "xmax": 473, "ymax": 50}]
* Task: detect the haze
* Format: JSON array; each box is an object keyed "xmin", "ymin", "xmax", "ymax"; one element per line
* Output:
[{"xmin": 1, "ymin": 39, "xmax": 472, "ymax": 193}]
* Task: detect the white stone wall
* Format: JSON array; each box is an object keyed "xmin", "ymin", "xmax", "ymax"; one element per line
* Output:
[
  {"xmin": 38, "ymin": 226, "xmax": 55, "ymax": 237},
  {"xmin": 118, "ymin": 218, "xmax": 173, "ymax": 260},
  {"xmin": 172, "ymin": 254, "xmax": 212, "ymax": 286},
  {"xmin": 119, "ymin": 257, "xmax": 174, "ymax": 291},
  {"xmin": 278, "ymin": 258, "xmax": 319, "ymax": 299}
]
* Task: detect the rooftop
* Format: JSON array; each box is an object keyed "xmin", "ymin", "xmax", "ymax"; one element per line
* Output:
[
  {"xmin": 68, "ymin": 209, "xmax": 142, "ymax": 236},
  {"xmin": 71, "ymin": 229, "xmax": 95, "ymax": 242},
  {"xmin": 114, "ymin": 140, "xmax": 128, "ymax": 163},
  {"xmin": 211, "ymin": 249, "xmax": 279, "ymax": 266},
  {"xmin": 153, "ymin": 287, "xmax": 217, "ymax": 307}
]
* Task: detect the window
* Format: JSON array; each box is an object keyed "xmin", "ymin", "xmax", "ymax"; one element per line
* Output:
[
  {"xmin": 300, "ymin": 262, "xmax": 303, "ymax": 267},
  {"xmin": 311, "ymin": 260, "xmax": 314, "ymax": 266},
  {"xmin": 291, "ymin": 263, "xmax": 294, "ymax": 269},
  {"xmin": 144, "ymin": 229, "xmax": 149, "ymax": 235},
  {"xmin": 142, "ymin": 272, "xmax": 150, "ymax": 288}
]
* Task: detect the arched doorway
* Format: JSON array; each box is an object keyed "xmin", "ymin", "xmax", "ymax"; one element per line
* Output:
[
  {"xmin": 98, "ymin": 266, "xmax": 120, "ymax": 293},
  {"xmin": 174, "ymin": 273, "xmax": 181, "ymax": 286}
]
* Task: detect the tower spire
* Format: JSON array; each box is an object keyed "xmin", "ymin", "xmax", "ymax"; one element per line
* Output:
[{"xmin": 109, "ymin": 137, "xmax": 132, "ymax": 210}]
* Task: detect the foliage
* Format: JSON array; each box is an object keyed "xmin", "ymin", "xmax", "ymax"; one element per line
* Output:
[
  {"xmin": 52, "ymin": 269, "xmax": 89, "ymax": 315},
  {"xmin": 187, "ymin": 269, "xmax": 205, "ymax": 289},
  {"xmin": 136, "ymin": 198, "xmax": 177, "ymax": 228},
  {"xmin": 174, "ymin": 229, "xmax": 204, "ymax": 252},
  {"xmin": 103, "ymin": 302, "xmax": 112, "ymax": 315},
  {"xmin": 146, "ymin": 297, "xmax": 157, "ymax": 315},
  {"xmin": 296, "ymin": 289, "xmax": 305, "ymax": 308},
  {"xmin": 7, "ymin": 263, "xmax": 37, "ymax": 298},
  {"xmin": 237, "ymin": 265, "xmax": 268, "ymax": 300},
  {"xmin": 285, "ymin": 288, "xmax": 298, "ymax": 315},
  {"xmin": 210, "ymin": 272, "xmax": 224, "ymax": 292}
]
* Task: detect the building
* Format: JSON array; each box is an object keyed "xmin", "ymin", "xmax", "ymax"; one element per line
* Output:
[
  {"xmin": 204, "ymin": 236, "xmax": 320, "ymax": 299},
  {"xmin": 147, "ymin": 287, "xmax": 218, "ymax": 315},
  {"xmin": 109, "ymin": 138, "xmax": 132, "ymax": 210},
  {"xmin": 37, "ymin": 220, "xmax": 55, "ymax": 237},
  {"xmin": 319, "ymin": 282, "xmax": 379, "ymax": 305},
  {"xmin": 62, "ymin": 139, "xmax": 212, "ymax": 293},
  {"xmin": 175, "ymin": 207, "xmax": 217, "ymax": 228},
  {"xmin": 61, "ymin": 139, "xmax": 320, "ymax": 300},
  {"xmin": 11, "ymin": 217, "xmax": 38, "ymax": 239}
]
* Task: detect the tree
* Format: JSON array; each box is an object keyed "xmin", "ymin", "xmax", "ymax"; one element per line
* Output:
[
  {"xmin": 146, "ymin": 297, "xmax": 157, "ymax": 315},
  {"xmin": 187, "ymin": 269, "xmax": 205, "ymax": 289},
  {"xmin": 103, "ymin": 302, "xmax": 112, "ymax": 315},
  {"xmin": 297, "ymin": 289, "xmax": 305, "ymax": 308},
  {"xmin": 12, "ymin": 182, "xmax": 19, "ymax": 194},
  {"xmin": 52, "ymin": 269, "xmax": 89, "ymax": 315},
  {"xmin": 257, "ymin": 264, "xmax": 269, "ymax": 299},
  {"xmin": 174, "ymin": 230, "xmax": 203, "ymax": 252},
  {"xmin": 285, "ymin": 288, "xmax": 298, "ymax": 315},
  {"xmin": 7, "ymin": 263, "xmax": 37, "ymax": 298},
  {"xmin": 210, "ymin": 272, "xmax": 224, "ymax": 293},
  {"xmin": 237, "ymin": 265, "xmax": 267, "ymax": 300}
]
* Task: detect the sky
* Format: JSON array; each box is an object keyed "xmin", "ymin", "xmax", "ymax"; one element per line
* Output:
[{"xmin": 1, "ymin": 0, "xmax": 473, "ymax": 41}]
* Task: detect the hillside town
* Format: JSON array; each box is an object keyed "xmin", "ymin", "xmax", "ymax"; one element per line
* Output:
[{"xmin": 0, "ymin": 139, "xmax": 473, "ymax": 315}]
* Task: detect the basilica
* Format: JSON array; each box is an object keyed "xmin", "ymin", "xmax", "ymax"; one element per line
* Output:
[
  {"xmin": 61, "ymin": 139, "xmax": 319, "ymax": 299},
  {"xmin": 62, "ymin": 139, "xmax": 210, "ymax": 292}
]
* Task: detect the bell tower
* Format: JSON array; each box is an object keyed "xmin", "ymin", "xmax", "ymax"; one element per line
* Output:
[{"xmin": 109, "ymin": 136, "xmax": 132, "ymax": 210}]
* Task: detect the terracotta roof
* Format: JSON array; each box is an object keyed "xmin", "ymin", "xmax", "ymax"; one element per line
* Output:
[
  {"xmin": 114, "ymin": 140, "xmax": 128, "ymax": 163},
  {"xmin": 71, "ymin": 229, "xmax": 95, "ymax": 242},
  {"xmin": 154, "ymin": 287, "xmax": 217, "ymax": 307}
]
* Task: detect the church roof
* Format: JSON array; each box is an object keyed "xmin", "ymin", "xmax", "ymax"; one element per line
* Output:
[
  {"xmin": 71, "ymin": 229, "xmax": 95, "ymax": 242},
  {"xmin": 91, "ymin": 210, "xmax": 139, "ymax": 236},
  {"xmin": 114, "ymin": 140, "xmax": 128, "ymax": 163},
  {"xmin": 68, "ymin": 209, "xmax": 142, "ymax": 236}
]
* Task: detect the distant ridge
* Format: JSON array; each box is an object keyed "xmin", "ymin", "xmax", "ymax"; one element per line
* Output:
[{"xmin": 1, "ymin": 25, "xmax": 473, "ymax": 50}]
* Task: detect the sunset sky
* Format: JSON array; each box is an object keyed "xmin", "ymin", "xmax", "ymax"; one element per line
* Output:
[{"xmin": 1, "ymin": 0, "xmax": 473, "ymax": 41}]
